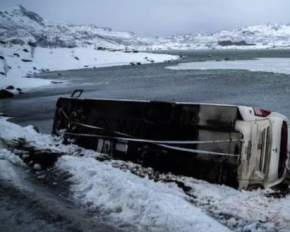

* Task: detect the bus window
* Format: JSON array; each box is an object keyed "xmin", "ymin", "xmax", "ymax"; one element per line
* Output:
[
  {"xmin": 259, "ymin": 129, "xmax": 266, "ymax": 172},
  {"xmin": 263, "ymin": 127, "xmax": 271, "ymax": 174},
  {"xmin": 258, "ymin": 127, "xmax": 270, "ymax": 174},
  {"xmin": 278, "ymin": 122, "xmax": 288, "ymax": 178}
]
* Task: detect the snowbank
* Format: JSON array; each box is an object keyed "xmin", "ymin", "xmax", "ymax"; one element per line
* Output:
[
  {"xmin": 0, "ymin": 117, "xmax": 79, "ymax": 154},
  {"xmin": 0, "ymin": 119, "xmax": 26, "ymax": 186},
  {"xmin": 181, "ymin": 177, "xmax": 290, "ymax": 232},
  {"xmin": 56, "ymin": 156, "xmax": 230, "ymax": 232},
  {"xmin": 0, "ymin": 149, "xmax": 24, "ymax": 167},
  {"xmin": 167, "ymin": 58, "xmax": 290, "ymax": 75},
  {"xmin": 0, "ymin": 45, "xmax": 178, "ymax": 90},
  {"xmin": 0, "ymin": 149, "xmax": 27, "ymax": 188}
]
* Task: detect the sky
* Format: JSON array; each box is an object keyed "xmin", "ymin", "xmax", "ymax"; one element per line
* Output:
[{"xmin": 1, "ymin": 0, "xmax": 290, "ymax": 36}]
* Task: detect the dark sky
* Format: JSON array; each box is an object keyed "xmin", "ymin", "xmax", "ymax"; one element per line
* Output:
[{"xmin": 1, "ymin": 0, "xmax": 290, "ymax": 36}]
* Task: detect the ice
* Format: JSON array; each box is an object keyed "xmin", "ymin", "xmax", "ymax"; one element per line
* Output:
[{"xmin": 167, "ymin": 58, "xmax": 290, "ymax": 75}]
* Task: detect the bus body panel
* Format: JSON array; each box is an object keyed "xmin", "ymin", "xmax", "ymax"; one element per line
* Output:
[{"xmin": 52, "ymin": 97, "xmax": 289, "ymax": 189}]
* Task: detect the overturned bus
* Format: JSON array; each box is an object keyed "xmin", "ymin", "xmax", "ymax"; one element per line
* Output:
[{"xmin": 52, "ymin": 90, "xmax": 289, "ymax": 190}]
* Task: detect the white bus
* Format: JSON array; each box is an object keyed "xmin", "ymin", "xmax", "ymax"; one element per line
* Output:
[{"xmin": 53, "ymin": 94, "xmax": 289, "ymax": 190}]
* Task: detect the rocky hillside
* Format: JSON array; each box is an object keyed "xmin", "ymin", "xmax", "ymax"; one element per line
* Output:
[
  {"xmin": 0, "ymin": 5, "xmax": 147, "ymax": 49},
  {"xmin": 1, "ymin": 5, "xmax": 290, "ymax": 50},
  {"xmin": 140, "ymin": 24, "xmax": 290, "ymax": 50}
]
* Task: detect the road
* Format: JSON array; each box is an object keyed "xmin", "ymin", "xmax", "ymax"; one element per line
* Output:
[{"xmin": 0, "ymin": 164, "xmax": 122, "ymax": 232}]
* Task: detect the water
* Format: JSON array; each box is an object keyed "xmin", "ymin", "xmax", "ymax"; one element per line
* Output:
[{"xmin": 2, "ymin": 49, "xmax": 290, "ymax": 133}]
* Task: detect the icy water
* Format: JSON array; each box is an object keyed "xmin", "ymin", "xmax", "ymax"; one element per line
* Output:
[{"xmin": 2, "ymin": 49, "xmax": 290, "ymax": 133}]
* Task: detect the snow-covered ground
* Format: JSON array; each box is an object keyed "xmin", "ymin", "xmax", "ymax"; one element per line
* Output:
[
  {"xmin": 1, "ymin": 116, "xmax": 290, "ymax": 231},
  {"xmin": 167, "ymin": 58, "xmax": 290, "ymax": 75},
  {"xmin": 0, "ymin": 45, "xmax": 178, "ymax": 90},
  {"xmin": 57, "ymin": 156, "xmax": 231, "ymax": 232}
]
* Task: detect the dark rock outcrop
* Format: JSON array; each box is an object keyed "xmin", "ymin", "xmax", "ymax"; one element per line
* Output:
[
  {"xmin": 10, "ymin": 39, "xmax": 25, "ymax": 45},
  {"xmin": 218, "ymin": 40, "xmax": 255, "ymax": 46},
  {"xmin": 28, "ymin": 41, "xmax": 37, "ymax": 47},
  {"xmin": 6, "ymin": 85, "xmax": 14, "ymax": 90},
  {"xmin": 18, "ymin": 5, "xmax": 44, "ymax": 25},
  {"xmin": 51, "ymin": 81, "xmax": 63, "ymax": 84},
  {"xmin": 0, "ymin": 89, "xmax": 14, "ymax": 99}
]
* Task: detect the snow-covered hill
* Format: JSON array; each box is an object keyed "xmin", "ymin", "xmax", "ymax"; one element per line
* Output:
[
  {"xmin": 141, "ymin": 24, "xmax": 290, "ymax": 50},
  {"xmin": 1, "ymin": 5, "xmax": 290, "ymax": 50},
  {"xmin": 0, "ymin": 5, "xmax": 150, "ymax": 49}
]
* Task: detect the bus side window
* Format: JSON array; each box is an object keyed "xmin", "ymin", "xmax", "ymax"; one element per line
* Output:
[
  {"xmin": 259, "ymin": 127, "xmax": 270, "ymax": 174},
  {"xmin": 263, "ymin": 127, "xmax": 271, "ymax": 174},
  {"xmin": 259, "ymin": 129, "xmax": 266, "ymax": 172},
  {"xmin": 278, "ymin": 122, "xmax": 288, "ymax": 178}
]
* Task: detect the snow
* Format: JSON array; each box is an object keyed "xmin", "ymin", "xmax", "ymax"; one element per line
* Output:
[
  {"xmin": 139, "ymin": 23, "xmax": 290, "ymax": 50},
  {"xmin": 0, "ymin": 117, "xmax": 82, "ymax": 155},
  {"xmin": 0, "ymin": 159, "xmax": 24, "ymax": 185},
  {"xmin": 180, "ymin": 177, "xmax": 290, "ymax": 231},
  {"xmin": 167, "ymin": 58, "xmax": 290, "ymax": 75},
  {"xmin": 1, "ymin": 117, "xmax": 290, "ymax": 231},
  {"xmin": 0, "ymin": 149, "xmax": 24, "ymax": 167},
  {"xmin": 0, "ymin": 45, "xmax": 178, "ymax": 90},
  {"xmin": 0, "ymin": 144, "xmax": 25, "ymax": 186},
  {"xmin": 56, "ymin": 155, "xmax": 230, "ymax": 232}
]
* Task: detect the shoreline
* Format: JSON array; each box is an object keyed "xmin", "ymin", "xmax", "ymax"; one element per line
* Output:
[{"xmin": 0, "ymin": 45, "xmax": 179, "ymax": 92}]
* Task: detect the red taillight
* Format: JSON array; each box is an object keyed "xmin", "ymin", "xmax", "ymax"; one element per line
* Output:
[{"xmin": 253, "ymin": 108, "xmax": 271, "ymax": 117}]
